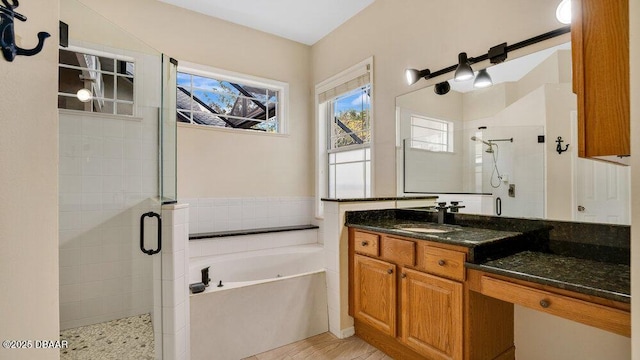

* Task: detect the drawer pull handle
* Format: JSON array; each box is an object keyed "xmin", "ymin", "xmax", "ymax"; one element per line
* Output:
[
  {"xmin": 361, "ymin": 241, "xmax": 368, "ymax": 246},
  {"xmin": 401, "ymin": 273, "xmax": 406, "ymax": 279},
  {"xmin": 387, "ymin": 269, "xmax": 393, "ymax": 274},
  {"xmin": 539, "ymin": 299, "xmax": 550, "ymax": 308},
  {"xmin": 438, "ymin": 259, "xmax": 446, "ymax": 266}
]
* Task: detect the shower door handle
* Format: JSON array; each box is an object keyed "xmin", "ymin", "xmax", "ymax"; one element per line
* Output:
[{"xmin": 140, "ymin": 212, "xmax": 162, "ymax": 255}]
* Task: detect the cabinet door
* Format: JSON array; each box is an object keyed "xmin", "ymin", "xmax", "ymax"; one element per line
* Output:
[
  {"xmin": 572, "ymin": 0, "xmax": 629, "ymax": 160},
  {"xmin": 353, "ymin": 255, "xmax": 396, "ymax": 337},
  {"xmin": 401, "ymin": 268, "xmax": 462, "ymax": 360}
]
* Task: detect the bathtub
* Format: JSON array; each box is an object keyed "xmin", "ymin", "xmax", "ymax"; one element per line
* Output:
[{"xmin": 189, "ymin": 244, "xmax": 328, "ymax": 360}]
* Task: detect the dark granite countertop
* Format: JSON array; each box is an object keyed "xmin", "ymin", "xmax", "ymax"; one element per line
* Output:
[
  {"xmin": 321, "ymin": 196, "xmax": 438, "ymax": 202},
  {"xmin": 346, "ymin": 219, "xmax": 522, "ymax": 249},
  {"xmin": 467, "ymin": 251, "xmax": 630, "ymax": 303}
]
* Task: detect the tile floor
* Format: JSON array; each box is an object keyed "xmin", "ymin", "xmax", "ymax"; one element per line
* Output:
[
  {"xmin": 59, "ymin": 314, "xmax": 154, "ymax": 360},
  {"xmin": 242, "ymin": 332, "xmax": 392, "ymax": 360}
]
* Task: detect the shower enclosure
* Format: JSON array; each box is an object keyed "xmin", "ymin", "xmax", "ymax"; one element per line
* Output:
[
  {"xmin": 58, "ymin": 0, "xmax": 176, "ymax": 358},
  {"xmin": 401, "ymin": 125, "xmax": 545, "ymax": 218}
]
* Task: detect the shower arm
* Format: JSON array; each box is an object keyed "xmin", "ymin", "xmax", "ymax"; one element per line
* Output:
[{"xmin": 488, "ymin": 138, "xmax": 513, "ymax": 143}]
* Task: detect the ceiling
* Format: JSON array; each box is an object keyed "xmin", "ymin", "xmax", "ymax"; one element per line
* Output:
[{"xmin": 157, "ymin": 0, "xmax": 376, "ymax": 45}]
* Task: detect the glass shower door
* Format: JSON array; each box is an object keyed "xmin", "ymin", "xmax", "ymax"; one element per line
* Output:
[{"xmin": 58, "ymin": 0, "xmax": 168, "ymax": 358}]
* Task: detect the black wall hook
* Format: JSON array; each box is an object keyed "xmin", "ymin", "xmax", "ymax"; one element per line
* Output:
[
  {"xmin": 556, "ymin": 136, "xmax": 569, "ymax": 154},
  {"xmin": 0, "ymin": 0, "xmax": 50, "ymax": 62}
]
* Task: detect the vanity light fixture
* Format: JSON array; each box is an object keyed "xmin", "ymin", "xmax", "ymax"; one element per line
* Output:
[
  {"xmin": 556, "ymin": 0, "xmax": 571, "ymax": 24},
  {"xmin": 434, "ymin": 81, "xmax": 450, "ymax": 95},
  {"xmin": 402, "ymin": 26, "xmax": 570, "ymax": 91},
  {"xmin": 473, "ymin": 69, "xmax": 493, "ymax": 88},
  {"xmin": 76, "ymin": 88, "xmax": 92, "ymax": 102},
  {"xmin": 404, "ymin": 68, "xmax": 431, "ymax": 86},
  {"xmin": 454, "ymin": 52, "xmax": 474, "ymax": 81}
]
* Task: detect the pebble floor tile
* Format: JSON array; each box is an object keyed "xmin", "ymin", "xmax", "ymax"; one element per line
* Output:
[{"xmin": 59, "ymin": 313, "xmax": 154, "ymax": 360}]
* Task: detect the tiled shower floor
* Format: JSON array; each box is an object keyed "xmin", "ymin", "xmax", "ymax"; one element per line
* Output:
[{"xmin": 59, "ymin": 313, "xmax": 154, "ymax": 360}]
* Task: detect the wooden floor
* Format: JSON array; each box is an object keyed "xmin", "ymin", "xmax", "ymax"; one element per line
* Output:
[{"xmin": 242, "ymin": 332, "xmax": 392, "ymax": 360}]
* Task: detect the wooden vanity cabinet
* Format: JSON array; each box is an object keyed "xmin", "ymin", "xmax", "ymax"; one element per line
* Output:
[
  {"xmin": 353, "ymin": 254, "xmax": 397, "ymax": 337},
  {"xmin": 572, "ymin": 0, "xmax": 630, "ymax": 162},
  {"xmin": 348, "ymin": 229, "xmax": 511, "ymax": 360},
  {"xmin": 401, "ymin": 268, "xmax": 463, "ymax": 360}
]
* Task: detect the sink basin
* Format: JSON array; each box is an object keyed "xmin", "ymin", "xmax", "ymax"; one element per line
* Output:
[
  {"xmin": 394, "ymin": 223, "xmax": 461, "ymax": 234},
  {"xmin": 396, "ymin": 227, "xmax": 449, "ymax": 233}
]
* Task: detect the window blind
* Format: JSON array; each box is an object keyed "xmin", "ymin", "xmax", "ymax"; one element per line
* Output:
[{"xmin": 318, "ymin": 72, "xmax": 370, "ymax": 104}]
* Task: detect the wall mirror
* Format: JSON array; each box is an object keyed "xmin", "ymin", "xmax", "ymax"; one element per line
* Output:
[{"xmin": 396, "ymin": 41, "xmax": 630, "ymax": 224}]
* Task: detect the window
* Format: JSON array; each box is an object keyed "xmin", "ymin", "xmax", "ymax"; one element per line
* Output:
[
  {"xmin": 58, "ymin": 48, "xmax": 135, "ymax": 115},
  {"xmin": 176, "ymin": 70, "xmax": 285, "ymax": 133},
  {"xmin": 410, "ymin": 115, "xmax": 453, "ymax": 152},
  {"xmin": 327, "ymin": 85, "xmax": 371, "ymax": 198},
  {"xmin": 316, "ymin": 58, "xmax": 373, "ymax": 204}
]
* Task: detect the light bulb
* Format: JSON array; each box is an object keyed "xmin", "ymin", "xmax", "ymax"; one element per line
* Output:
[
  {"xmin": 76, "ymin": 88, "xmax": 92, "ymax": 103},
  {"xmin": 556, "ymin": 0, "xmax": 571, "ymax": 24},
  {"xmin": 473, "ymin": 69, "xmax": 493, "ymax": 88}
]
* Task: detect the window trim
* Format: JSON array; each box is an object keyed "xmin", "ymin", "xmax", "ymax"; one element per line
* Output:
[
  {"xmin": 409, "ymin": 115, "xmax": 455, "ymax": 153},
  {"xmin": 314, "ymin": 57, "xmax": 374, "ymax": 218},
  {"xmin": 177, "ymin": 61, "xmax": 289, "ymax": 135},
  {"xmin": 58, "ymin": 45, "xmax": 137, "ymax": 117}
]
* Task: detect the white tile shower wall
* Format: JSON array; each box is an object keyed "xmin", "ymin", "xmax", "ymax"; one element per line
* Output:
[
  {"xmin": 160, "ymin": 204, "xmax": 190, "ymax": 360},
  {"xmin": 180, "ymin": 197, "xmax": 315, "ymax": 234},
  {"xmin": 59, "ymin": 111, "xmax": 158, "ymax": 330},
  {"xmin": 58, "ymin": 44, "xmax": 162, "ymax": 330},
  {"xmin": 189, "ymin": 229, "xmax": 318, "ymax": 259}
]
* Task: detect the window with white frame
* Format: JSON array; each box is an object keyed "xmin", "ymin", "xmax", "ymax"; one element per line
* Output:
[
  {"xmin": 317, "ymin": 59, "xmax": 372, "ymax": 201},
  {"xmin": 58, "ymin": 48, "xmax": 135, "ymax": 115},
  {"xmin": 176, "ymin": 70, "xmax": 286, "ymax": 133},
  {"xmin": 410, "ymin": 115, "xmax": 454, "ymax": 152}
]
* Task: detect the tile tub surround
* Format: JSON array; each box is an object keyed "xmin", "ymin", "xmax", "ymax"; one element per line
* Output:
[
  {"xmin": 160, "ymin": 203, "xmax": 190, "ymax": 360},
  {"xmin": 180, "ymin": 197, "xmax": 315, "ymax": 235}
]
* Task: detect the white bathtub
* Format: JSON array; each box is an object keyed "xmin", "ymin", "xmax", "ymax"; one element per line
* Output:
[{"xmin": 189, "ymin": 244, "xmax": 328, "ymax": 360}]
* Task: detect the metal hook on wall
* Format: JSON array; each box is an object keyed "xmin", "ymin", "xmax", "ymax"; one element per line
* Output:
[
  {"xmin": 556, "ymin": 136, "xmax": 569, "ymax": 154},
  {"xmin": 0, "ymin": 0, "xmax": 50, "ymax": 62}
]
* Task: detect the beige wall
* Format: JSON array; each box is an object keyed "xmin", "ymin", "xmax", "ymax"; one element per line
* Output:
[
  {"xmin": 313, "ymin": 0, "xmax": 632, "ymax": 358},
  {"xmin": 79, "ymin": 0, "xmax": 313, "ymax": 198},
  {"xmin": 311, "ymin": 0, "xmax": 565, "ymax": 197},
  {"xmin": 0, "ymin": 1, "xmax": 60, "ymax": 359}
]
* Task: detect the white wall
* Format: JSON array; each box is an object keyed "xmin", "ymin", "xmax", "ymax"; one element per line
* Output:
[
  {"xmin": 312, "ymin": 0, "xmax": 632, "ymax": 358},
  {"xmin": 0, "ymin": 1, "xmax": 60, "ymax": 359},
  {"xmin": 78, "ymin": 0, "xmax": 313, "ymax": 199}
]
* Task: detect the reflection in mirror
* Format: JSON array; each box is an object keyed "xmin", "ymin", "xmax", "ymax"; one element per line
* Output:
[{"xmin": 396, "ymin": 42, "xmax": 630, "ymax": 224}]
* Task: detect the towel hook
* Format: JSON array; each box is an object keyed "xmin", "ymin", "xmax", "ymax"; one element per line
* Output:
[{"xmin": 556, "ymin": 136, "xmax": 569, "ymax": 154}]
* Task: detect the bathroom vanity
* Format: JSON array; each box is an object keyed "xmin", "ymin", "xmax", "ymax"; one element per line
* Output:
[{"xmin": 346, "ymin": 209, "xmax": 630, "ymax": 360}]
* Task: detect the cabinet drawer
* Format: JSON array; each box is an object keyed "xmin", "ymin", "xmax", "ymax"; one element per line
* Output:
[
  {"xmin": 381, "ymin": 237, "xmax": 415, "ymax": 265},
  {"xmin": 354, "ymin": 231, "xmax": 379, "ymax": 256},
  {"xmin": 480, "ymin": 276, "xmax": 630, "ymax": 337},
  {"xmin": 420, "ymin": 246, "xmax": 465, "ymax": 281}
]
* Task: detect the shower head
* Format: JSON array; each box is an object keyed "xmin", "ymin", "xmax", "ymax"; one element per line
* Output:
[
  {"xmin": 485, "ymin": 145, "xmax": 494, "ymax": 153},
  {"xmin": 470, "ymin": 136, "xmax": 492, "ymax": 147}
]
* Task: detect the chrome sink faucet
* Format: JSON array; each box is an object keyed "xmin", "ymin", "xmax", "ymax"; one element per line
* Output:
[
  {"xmin": 434, "ymin": 201, "xmax": 465, "ymax": 224},
  {"xmin": 449, "ymin": 201, "xmax": 465, "ymax": 213},
  {"xmin": 434, "ymin": 202, "xmax": 449, "ymax": 224}
]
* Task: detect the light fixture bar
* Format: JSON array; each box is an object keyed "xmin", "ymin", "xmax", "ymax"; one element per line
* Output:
[{"xmin": 406, "ymin": 25, "xmax": 570, "ymax": 83}]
